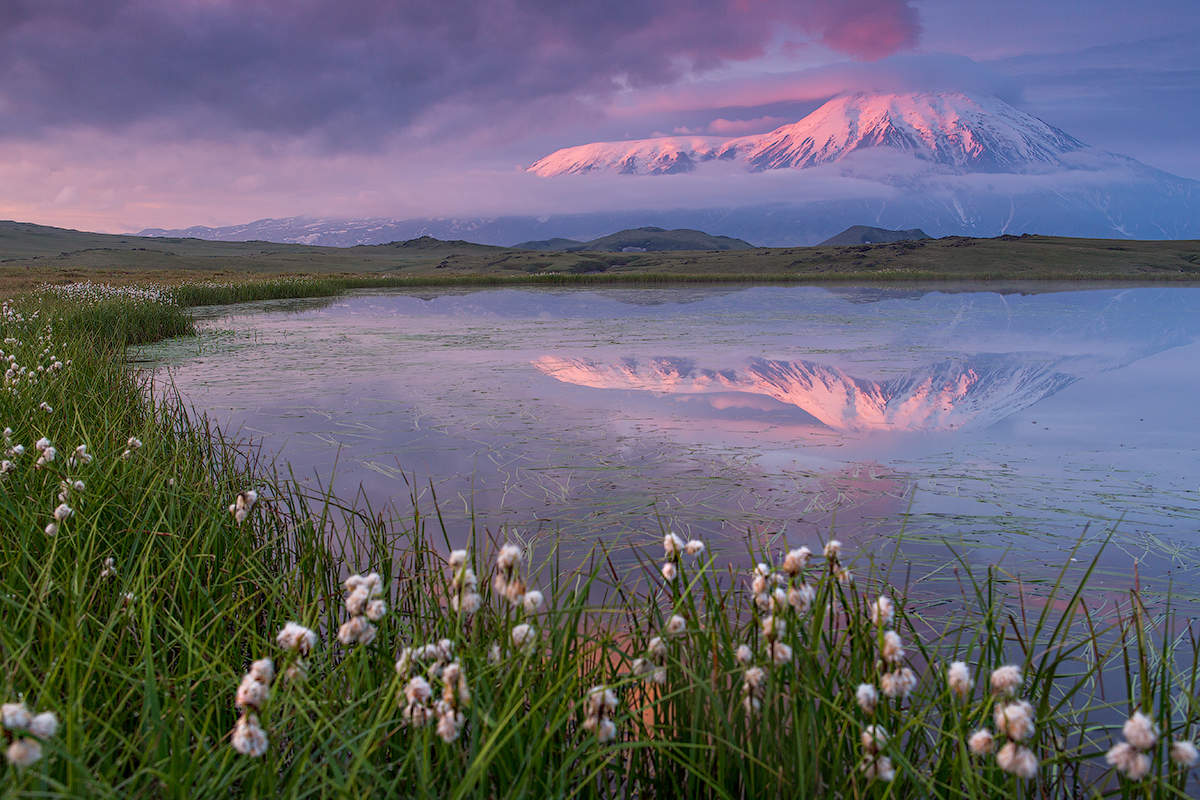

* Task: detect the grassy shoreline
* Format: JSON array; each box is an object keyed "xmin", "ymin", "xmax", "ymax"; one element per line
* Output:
[{"xmin": 1, "ymin": 280, "xmax": 1198, "ymax": 797}]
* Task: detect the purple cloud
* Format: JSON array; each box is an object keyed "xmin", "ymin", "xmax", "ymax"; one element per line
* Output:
[{"xmin": 0, "ymin": 0, "xmax": 920, "ymax": 146}]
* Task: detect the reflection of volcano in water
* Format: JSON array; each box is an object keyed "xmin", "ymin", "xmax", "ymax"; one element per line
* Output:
[{"xmin": 534, "ymin": 354, "xmax": 1079, "ymax": 432}]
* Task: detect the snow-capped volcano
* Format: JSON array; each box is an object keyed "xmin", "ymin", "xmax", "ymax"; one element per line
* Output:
[{"xmin": 528, "ymin": 91, "xmax": 1088, "ymax": 176}]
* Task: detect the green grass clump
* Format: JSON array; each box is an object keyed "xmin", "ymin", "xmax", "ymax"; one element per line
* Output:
[{"xmin": 0, "ymin": 283, "xmax": 1198, "ymax": 798}]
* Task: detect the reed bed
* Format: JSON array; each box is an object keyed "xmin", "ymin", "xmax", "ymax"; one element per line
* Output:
[{"xmin": 0, "ymin": 282, "xmax": 1197, "ymax": 798}]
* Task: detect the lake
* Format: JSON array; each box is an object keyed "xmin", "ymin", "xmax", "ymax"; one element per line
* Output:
[{"xmin": 140, "ymin": 284, "xmax": 1200, "ymax": 598}]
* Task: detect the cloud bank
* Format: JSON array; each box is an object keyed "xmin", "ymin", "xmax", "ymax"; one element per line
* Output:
[{"xmin": 0, "ymin": 0, "xmax": 919, "ymax": 146}]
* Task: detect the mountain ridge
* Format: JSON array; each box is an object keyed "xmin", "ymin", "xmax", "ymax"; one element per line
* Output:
[{"xmin": 527, "ymin": 91, "xmax": 1089, "ymax": 177}]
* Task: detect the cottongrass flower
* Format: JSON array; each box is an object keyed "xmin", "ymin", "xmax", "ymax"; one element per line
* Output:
[
  {"xmin": 68, "ymin": 444, "xmax": 92, "ymax": 467},
  {"xmin": 228, "ymin": 489, "xmax": 258, "ymax": 524},
  {"xmin": 582, "ymin": 686, "xmax": 619, "ymax": 744},
  {"xmin": 880, "ymin": 630, "xmax": 904, "ymax": 665},
  {"xmin": 1171, "ymin": 740, "xmax": 1199, "ymax": 767},
  {"xmin": 735, "ymin": 644, "xmax": 753, "ymax": 665},
  {"xmin": 522, "ymin": 589, "xmax": 544, "ymax": 613},
  {"xmin": 230, "ymin": 659, "xmax": 274, "ymax": 757},
  {"xmin": 742, "ymin": 666, "xmax": 766, "ymax": 713},
  {"xmin": 761, "ymin": 615, "xmax": 785, "ymax": 641},
  {"xmin": 44, "ymin": 523, "xmax": 58, "ymax": 536},
  {"xmin": 2, "ymin": 703, "xmax": 31, "ymax": 731},
  {"xmin": 493, "ymin": 543, "xmax": 527, "ymax": 605},
  {"xmin": 823, "ymin": 539, "xmax": 842, "ymax": 560},
  {"xmin": 788, "ymin": 583, "xmax": 815, "ymax": 614},
  {"xmin": 276, "ymin": 622, "xmax": 318, "ymax": 656},
  {"xmin": 782, "ymin": 546, "xmax": 812, "ymax": 576},
  {"xmin": 38, "ymin": 402, "xmax": 52, "ymax": 413},
  {"xmin": 434, "ymin": 661, "xmax": 470, "ymax": 742},
  {"xmin": 662, "ymin": 532, "xmax": 685, "ymax": 559},
  {"xmin": 684, "ymin": 539, "xmax": 705, "ymax": 556},
  {"xmin": 449, "ymin": 553, "xmax": 482, "ymax": 617},
  {"xmin": 870, "ymin": 596, "xmax": 895, "ymax": 627},
  {"xmin": 990, "ymin": 665, "xmax": 1022, "ymax": 696},
  {"xmin": 856, "ymin": 684, "xmax": 878, "ymax": 714},
  {"xmin": 880, "ymin": 668, "xmax": 917, "ymax": 700},
  {"xmin": 947, "ymin": 661, "xmax": 973, "ymax": 700},
  {"xmin": 860, "ymin": 725, "xmax": 894, "ymax": 782},
  {"xmin": 968, "ymin": 729, "xmax": 995, "ymax": 755},
  {"xmin": 665, "ymin": 614, "xmax": 686, "ymax": 637},
  {"xmin": 126, "ymin": 436, "xmax": 142, "ymax": 450},
  {"xmin": 0, "ymin": 460, "xmax": 12, "ymax": 475},
  {"xmin": 996, "ymin": 741, "xmax": 1039, "ymax": 779},
  {"xmin": 337, "ymin": 615, "xmax": 377, "ymax": 646},
  {"xmin": 5, "ymin": 739, "xmax": 42, "ymax": 768},
  {"xmin": 834, "ymin": 566, "xmax": 853, "ymax": 585},
  {"xmin": 511, "ymin": 623, "xmax": 535, "ymax": 652},
  {"xmin": 99, "ymin": 557, "xmax": 116, "ymax": 579},
  {"xmin": 35, "ymin": 446, "xmax": 56, "ymax": 468},
  {"xmin": 661, "ymin": 562, "xmax": 677, "ymax": 581},
  {"xmin": 770, "ymin": 641, "xmax": 793, "ymax": 665},
  {"xmin": 231, "ymin": 714, "xmax": 268, "ymax": 758},
  {"xmin": 994, "ymin": 700, "xmax": 1036, "ymax": 741},
  {"xmin": 1105, "ymin": 710, "xmax": 1159, "ymax": 781},
  {"xmin": 52, "ymin": 503, "xmax": 73, "ymax": 522},
  {"xmin": 402, "ymin": 676, "xmax": 434, "ymax": 726},
  {"xmin": 1123, "ymin": 711, "xmax": 1159, "ymax": 751},
  {"xmin": 339, "ymin": 572, "xmax": 385, "ymax": 645}
]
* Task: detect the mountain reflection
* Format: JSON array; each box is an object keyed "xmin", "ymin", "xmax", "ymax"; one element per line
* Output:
[{"xmin": 534, "ymin": 353, "xmax": 1078, "ymax": 432}]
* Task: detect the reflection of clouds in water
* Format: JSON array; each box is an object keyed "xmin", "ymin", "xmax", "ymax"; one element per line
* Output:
[{"xmin": 535, "ymin": 353, "xmax": 1077, "ymax": 432}]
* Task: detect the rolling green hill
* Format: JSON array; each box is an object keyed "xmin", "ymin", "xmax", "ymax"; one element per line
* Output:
[
  {"xmin": 819, "ymin": 225, "xmax": 932, "ymax": 246},
  {"xmin": 516, "ymin": 227, "xmax": 756, "ymax": 252}
]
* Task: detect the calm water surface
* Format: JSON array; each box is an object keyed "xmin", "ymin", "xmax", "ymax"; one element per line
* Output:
[{"xmin": 140, "ymin": 284, "xmax": 1200, "ymax": 596}]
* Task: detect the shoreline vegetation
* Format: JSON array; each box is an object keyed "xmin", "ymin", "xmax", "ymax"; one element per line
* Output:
[{"xmin": 2, "ymin": 278, "xmax": 1199, "ymax": 797}]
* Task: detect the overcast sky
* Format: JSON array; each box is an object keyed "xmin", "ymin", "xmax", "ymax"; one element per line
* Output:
[{"xmin": 1, "ymin": 0, "xmax": 1196, "ymax": 232}]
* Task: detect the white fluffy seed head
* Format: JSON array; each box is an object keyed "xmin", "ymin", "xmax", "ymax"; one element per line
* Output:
[
  {"xmin": 661, "ymin": 562, "xmax": 677, "ymax": 581},
  {"xmin": 248, "ymin": 658, "xmax": 274, "ymax": 684},
  {"xmin": 496, "ymin": 543, "xmax": 522, "ymax": 571},
  {"xmin": 684, "ymin": 539, "xmax": 705, "ymax": 556},
  {"xmin": 276, "ymin": 622, "xmax": 318, "ymax": 655},
  {"xmin": 448, "ymin": 549, "xmax": 467, "ymax": 569},
  {"xmin": 856, "ymin": 684, "xmax": 878, "ymax": 714},
  {"xmin": 782, "ymin": 547, "xmax": 811, "ymax": 575},
  {"xmin": 647, "ymin": 636, "xmax": 667, "ymax": 659},
  {"xmin": 861, "ymin": 724, "xmax": 888, "ymax": 754},
  {"xmin": 27, "ymin": 712, "xmax": 58, "ymax": 740},
  {"xmin": 522, "ymin": 590, "xmax": 544, "ymax": 614},
  {"xmin": 881, "ymin": 630, "xmax": 904, "ymax": 665},
  {"xmin": 996, "ymin": 742, "xmax": 1038, "ymax": 779},
  {"xmin": 511, "ymin": 623, "xmax": 535, "ymax": 650},
  {"xmin": 2, "ymin": 702, "xmax": 31, "ymax": 731},
  {"xmin": 823, "ymin": 539, "xmax": 842, "ymax": 560},
  {"xmin": 788, "ymin": 583, "xmax": 815, "ymax": 614},
  {"xmin": 968, "ymin": 728, "xmax": 995, "ymax": 755},
  {"xmin": 5, "ymin": 738, "xmax": 42, "ymax": 767},
  {"xmin": 235, "ymin": 674, "xmax": 270, "ymax": 711},
  {"xmin": 990, "ymin": 665, "xmax": 1023, "ymax": 696},
  {"xmin": 662, "ymin": 532, "xmax": 685, "ymax": 558},
  {"xmin": 53, "ymin": 503, "xmax": 73, "ymax": 521},
  {"xmin": 1123, "ymin": 711, "xmax": 1159, "ymax": 751},
  {"xmin": 665, "ymin": 615, "xmax": 686, "ymax": 637},
  {"xmin": 1106, "ymin": 740, "xmax": 1150, "ymax": 780},
  {"xmin": 770, "ymin": 641, "xmax": 793, "ymax": 665},
  {"xmin": 947, "ymin": 661, "xmax": 973, "ymax": 700},
  {"xmin": 870, "ymin": 596, "xmax": 895, "ymax": 627},
  {"xmin": 405, "ymin": 676, "xmax": 432, "ymax": 704},
  {"xmin": 880, "ymin": 667, "xmax": 917, "ymax": 699},
  {"xmin": 1170, "ymin": 740, "xmax": 1199, "ymax": 767},
  {"xmin": 735, "ymin": 644, "xmax": 753, "ymax": 665},
  {"xmin": 365, "ymin": 599, "xmax": 388, "ymax": 621},
  {"xmin": 231, "ymin": 713, "xmax": 268, "ymax": 757},
  {"xmin": 995, "ymin": 700, "xmax": 1036, "ymax": 741}
]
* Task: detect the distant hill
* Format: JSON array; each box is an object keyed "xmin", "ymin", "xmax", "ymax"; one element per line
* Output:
[
  {"xmin": 819, "ymin": 226, "xmax": 932, "ymax": 246},
  {"xmin": 516, "ymin": 227, "xmax": 755, "ymax": 252},
  {"xmin": 513, "ymin": 237, "xmax": 585, "ymax": 251}
]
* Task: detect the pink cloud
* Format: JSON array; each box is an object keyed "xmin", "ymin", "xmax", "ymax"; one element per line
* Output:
[{"xmin": 707, "ymin": 116, "xmax": 790, "ymax": 135}]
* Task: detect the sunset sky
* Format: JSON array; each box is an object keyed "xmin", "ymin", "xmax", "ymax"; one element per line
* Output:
[{"xmin": 1, "ymin": 0, "xmax": 1196, "ymax": 232}]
